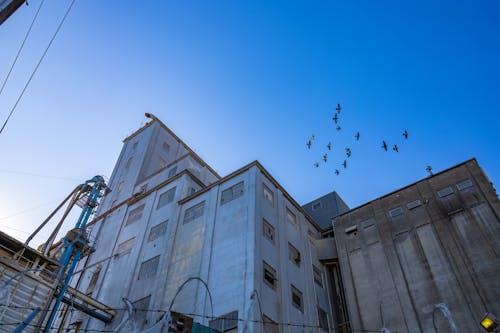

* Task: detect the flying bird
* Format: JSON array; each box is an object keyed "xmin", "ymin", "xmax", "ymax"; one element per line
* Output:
[
  {"xmin": 342, "ymin": 160, "xmax": 347, "ymax": 169},
  {"xmin": 336, "ymin": 103, "xmax": 342, "ymax": 114},
  {"xmin": 336, "ymin": 125, "xmax": 341, "ymax": 131},
  {"xmin": 402, "ymin": 130, "xmax": 409, "ymax": 139},
  {"xmin": 382, "ymin": 140, "xmax": 388, "ymax": 151},
  {"xmin": 346, "ymin": 148, "xmax": 352, "ymax": 158},
  {"xmin": 314, "ymin": 162, "xmax": 319, "ymax": 168},
  {"xmin": 393, "ymin": 144, "xmax": 399, "ymax": 153},
  {"xmin": 326, "ymin": 142, "xmax": 331, "ymax": 150},
  {"xmin": 306, "ymin": 140, "xmax": 312, "ymax": 149},
  {"xmin": 323, "ymin": 154, "xmax": 328, "ymax": 162},
  {"xmin": 311, "ymin": 134, "xmax": 316, "ymax": 141},
  {"xmin": 332, "ymin": 113, "xmax": 339, "ymax": 124},
  {"xmin": 335, "ymin": 169, "xmax": 340, "ymax": 176},
  {"xmin": 355, "ymin": 132, "xmax": 360, "ymax": 141}
]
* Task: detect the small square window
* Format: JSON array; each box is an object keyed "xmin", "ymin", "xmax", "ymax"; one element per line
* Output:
[
  {"xmin": 406, "ymin": 200, "xmax": 422, "ymax": 210},
  {"xmin": 138, "ymin": 256, "xmax": 160, "ymax": 280},
  {"xmin": 126, "ymin": 157, "xmax": 133, "ymax": 169},
  {"xmin": 209, "ymin": 311, "xmax": 238, "ymax": 332},
  {"xmin": 286, "ymin": 208, "xmax": 297, "ymax": 227},
  {"xmin": 311, "ymin": 201, "xmax": 322, "ymax": 211},
  {"xmin": 183, "ymin": 201, "xmax": 205, "ymax": 224},
  {"xmin": 168, "ymin": 166, "xmax": 177, "ymax": 178},
  {"xmin": 263, "ymin": 261, "xmax": 277, "ymax": 290},
  {"xmin": 126, "ymin": 204, "xmax": 145, "ymax": 225},
  {"xmin": 291, "ymin": 285, "xmax": 304, "ymax": 312},
  {"xmin": 148, "ymin": 221, "xmax": 168, "ymax": 242},
  {"xmin": 313, "ymin": 265, "xmax": 323, "ymax": 287},
  {"xmin": 157, "ymin": 187, "xmax": 176, "ymax": 209},
  {"xmin": 162, "ymin": 141, "xmax": 170, "ymax": 153},
  {"xmin": 263, "ymin": 315, "xmax": 279, "ymax": 333},
  {"xmin": 221, "ymin": 181, "xmax": 244, "ymax": 205},
  {"xmin": 132, "ymin": 295, "xmax": 151, "ymax": 330},
  {"xmin": 317, "ymin": 307, "xmax": 329, "ymax": 331},
  {"xmin": 263, "ymin": 184, "xmax": 274, "ymax": 206},
  {"xmin": 116, "ymin": 237, "xmax": 135, "ymax": 255},
  {"xmin": 189, "ymin": 187, "xmax": 197, "ymax": 196},
  {"xmin": 263, "ymin": 219, "xmax": 275, "ymax": 244},
  {"xmin": 389, "ymin": 207, "xmax": 404, "ymax": 218},
  {"xmin": 288, "ymin": 242, "xmax": 301, "ymax": 267},
  {"xmin": 159, "ymin": 157, "xmax": 168, "ymax": 169},
  {"xmin": 437, "ymin": 186, "xmax": 454, "ymax": 198},
  {"xmin": 456, "ymin": 179, "xmax": 473, "ymax": 191}
]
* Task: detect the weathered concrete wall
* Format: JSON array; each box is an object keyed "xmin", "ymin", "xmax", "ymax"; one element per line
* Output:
[{"xmin": 333, "ymin": 159, "xmax": 500, "ymax": 333}]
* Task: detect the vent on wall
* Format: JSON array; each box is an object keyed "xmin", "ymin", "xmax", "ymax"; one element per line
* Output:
[
  {"xmin": 407, "ymin": 199, "xmax": 423, "ymax": 210},
  {"xmin": 389, "ymin": 207, "xmax": 404, "ymax": 218},
  {"xmin": 437, "ymin": 186, "xmax": 454, "ymax": 198},
  {"xmin": 456, "ymin": 179, "xmax": 473, "ymax": 191}
]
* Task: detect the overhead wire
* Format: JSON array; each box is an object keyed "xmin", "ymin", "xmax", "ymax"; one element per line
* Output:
[
  {"xmin": 0, "ymin": 169, "xmax": 79, "ymax": 181},
  {"xmin": 0, "ymin": 0, "xmax": 46, "ymax": 100},
  {"xmin": 0, "ymin": 0, "xmax": 78, "ymax": 135}
]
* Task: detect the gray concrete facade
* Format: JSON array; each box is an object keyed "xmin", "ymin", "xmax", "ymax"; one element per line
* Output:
[
  {"xmin": 58, "ymin": 117, "xmax": 336, "ymax": 333},
  {"xmin": 333, "ymin": 158, "xmax": 500, "ymax": 333}
]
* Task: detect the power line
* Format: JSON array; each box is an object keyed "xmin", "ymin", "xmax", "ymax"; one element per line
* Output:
[
  {"xmin": 0, "ymin": 0, "xmax": 77, "ymax": 135},
  {"xmin": 0, "ymin": 169, "xmax": 79, "ymax": 181},
  {"xmin": 0, "ymin": 200, "xmax": 58, "ymax": 221},
  {"xmin": 0, "ymin": 0, "xmax": 46, "ymax": 99}
]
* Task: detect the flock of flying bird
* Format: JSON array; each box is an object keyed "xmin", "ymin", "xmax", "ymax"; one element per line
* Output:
[{"xmin": 306, "ymin": 103, "xmax": 410, "ymax": 176}]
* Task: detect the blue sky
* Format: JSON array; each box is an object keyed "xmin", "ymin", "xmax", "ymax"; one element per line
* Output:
[{"xmin": 0, "ymin": 0, "xmax": 499, "ymax": 244}]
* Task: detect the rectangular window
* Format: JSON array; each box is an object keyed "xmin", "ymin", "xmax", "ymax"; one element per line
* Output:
[
  {"xmin": 263, "ymin": 315, "xmax": 279, "ymax": 333},
  {"xmin": 263, "ymin": 184, "xmax": 274, "ymax": 206},
  {"xmin": 456, "ymin": 179, "xmax": 473, "ymax": 191},
  {"xmin": 133, "ymin": 295, "xmax": 151, "ymax": 330},
  {"xmin": 437, "ymin": 186, "xmax": 454, "ymax": 198},
  {"xmin": 85, "ymin": 265, "xmax": 101, "ymax": 295},
  {"xmin": 313, "ymin": 265, "xmax": 323, "ymax": 287},
  {"xmin": 389, "ymin": 207, "xmax": 404, "ymax": 218},
  {"xmin": 126, "ymin": 157, "xmax": 133, "ymax": 169},
  {"xmin": 286, "ymin": 208, "xmax": 297, "ymax": 227},
  {"xmin": 162, "ymin": 141, "xmax": 170, "ymax": 153},
  {"xmin": 263, "ymin": 219, "xmax": 275, "ymax": 244},
  {"xmin": 221, "ymin": 181, "xmax": 244, "ymax": 205},
  {"xmin": 406, "ymin": 199, "xmax": 423, "ymax": 210},
  {"xmin": 312, "ymin": 201, "xmax": 322, "ymax": 210},
  {"xmin": 263, "ymin": 261, "xmax": 277, "ymax": 290},
  {"xmin": 168, "ymin": 166, "xmax": 177, "ymax": 178},
  {"xmin": 138, "ymin": 256, "xmax": 160, "ymax": 280},
  {"xmin": 117, "ymin": 180, "xmax": 124, "ymax": 193},
  {"xmin": 116, "ymin": 237, "xmax": 136, "ymax": 255},
  {"xmin": 189, "ymin": 187, "xmax": 197, "ymax": 196},
  {"xmin": 291, "ymin": 285, "xmax": 304, "ymax": 312},
  {"xmin": 209, "ymin": 311, "xmax": 238, "ymax": 332},
  {"xmin": 159, "ymin": 156, "xmax": 168, "ymax": 169},
  {"xmin": 317, "ymin": 307, "xmax": 329, "ymax": 331},
  {"xmin": 288, "ymin": 242, "xmax": 301, "ymax": 267},
  {"xmin": 183, "ymin": 201, "xmax": 205, "ymax": 224},
  {"xmin": 148, "ymin": 221, "xmax": 168, "ymax": 242},
  {"xmin": 157, "ymin": 187, "xmax": 176, "ymax": 209},
  {"xmin": 126, "ymin": 204, "xmax": 145, "ymax": 225}
]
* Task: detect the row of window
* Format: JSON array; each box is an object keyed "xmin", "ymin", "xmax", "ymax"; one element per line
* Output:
[
  {"xmin": 263, "ymin": 259, "xmax": 324, "ymax": 291},
  {"xmin": 116, "ymin": 220, "xmax": 169, "ymax": 256},
  {"xmin": 437, "ymin": 178, "xmax": 474, "ymax": 197}
]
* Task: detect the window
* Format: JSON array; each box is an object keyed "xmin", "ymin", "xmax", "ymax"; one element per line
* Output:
[
  {"xmin": 138, "ymin": 256, "xmax": 160, "ymax": 280},
  {"xmin": 263, "ymin": 184, "xmax": 274, "ymax": 206},
  {"xmin": 389, "ymin": 207, "xmax": 404, "ymax": 218},
  {"xmin": 189, "ymin": 187, "xmax": 197, "ymax": 196},
  {"xmin": 132, "ymin": 141, "xmax": 138, "ymax": 150},
  {"xmin": 111, "ymin": 198, "xmax": 117, "ymax": 208},
  {"xmin": 286, "ymin": 208, "xmax": 297, "ymax": 227},
  {"xmin": 126, "ymin": 204, "xmax": 145, "ymax": 225},
  {"xmin": 183, "ymin": 201, "xmax": 205, "ymax": 224},
  {"xmin": 209, "ymin": 311, "xmax": 238, "ymax": 332},
  {"xmin": 437, "ymin": 186, "xmax": 454, "ymax": 198},
  {"xmin": 162, "ymin": 141, "xmax": 170, "ymax": 153},
  {"xmin": 159, "ymin": 156, "xmax": 168, "ymax": 169},
  {"xmin": 345, "ymin": 225, "xmax": 357, "ymax": 235},
  {"xmin": 317, "ymin": 307, "xmax": 329, "ymax": 331},
  {"xmin": 263, "ymin": 219, "xmax": 275, "ymax": 244},
  {"xmin": 457, "ymin": 179, "xmax": 473, "ymax": 191},
  {"xmin": 291, "ymin": 285, "xmax": 303, "ymax": 312},
  {"xmin": 288, "ymin": 242, "xmax": 301, "ymax": 267},
  {"xmin": 312, "ymin": 201, "xmax": 322, "ymax": 211},
  {"xmin": 148, "ymin": 221, "xmax": 168, "ymax": 242},
  {"xmin": 313, "ymin": 265, "xmax": 323, "ymax": 287},
  {"xmin": 139, "ymin": 183, "xmax": 148, "ymax": 193},
  {"xmin": 126, "ymin": 157, "xmax": 133, "ymax": 169},
  {"xmin": 407, "ymin": 199, "xmax": 423, "ymax": 210},
  {"xmin": 116, "ymin": 237, "xmax": 136, "ymax": 255},
  {"xmin": 117, "ymin": 180, "xmax": 124, "ymax": 193},
  {"xmin": 263, "ymin": 315, "xmax": 279, "ymax": 333},
  {"xmin": 221, "ymin": 181, "xmax": 244, "ymax": 205},
  {"xmin": 157, "ymin": 187, "xmax": 176, "ymax": 209},
  {"xmin": 263, "ymin": 261, "xmax": 277, "ymax": 290},
  {"xmin": 85, "ymin": 265, "xmax": 101, "ymax": 295},
  {"xmin": 132, "ymin": 295, "xmax": 151, "ymax": 329},
  {"xmin": 168, "ymin": 166, "xmax": 177, "ymax": 178}
]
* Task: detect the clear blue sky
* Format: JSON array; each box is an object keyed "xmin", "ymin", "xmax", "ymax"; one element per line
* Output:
[{"xmin": 0, "ymin": 0, "xmax": 499, "ymax": 245}]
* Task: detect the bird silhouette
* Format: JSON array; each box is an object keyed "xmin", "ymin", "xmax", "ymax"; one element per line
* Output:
[
  {"xmin": 382, "ymin": 140, "xmax": 388, "ymax": 151},
  {"xmin": 326, "ymin": 142, "xmax": 331, "ymax": 150},
  {"xmin": 355, "ymin": 132, "xmax": 360, "ymax": 141},
  {"xmin": 342, "ymin": 160, "xmax": 347, "ymax": 168},
  {"xmin": 336, "ymin": 103, "xmax": 342, "ymax": 114},
  {"xmin": 311, "ymin": 134, "xmax": 316, "ymax": 141},
  {"xmin": 346, "ymin": 148, "xmax": 352, "ymax": 158},
  {"xmin": 336, "ymin": 125, "xmax": 341, "ymax": 131},
  {"xmin": 393, "ymin": 144, "xmax": 399, "ymax": 153},
  {"xmin": 314, "ymin": 162, "xmax": 319, "ymax": 168},
  {"xmin": 332, "ymin": 113, "xmax": 339, "ymax": 124},
  {"xmin": 335, "ymin": 169, "xmax": 340, "ymax": 175},
  {"xmin": 306, "ymin": 140, "xmax": 311, "ymax": 149},
  {"xmin": 323, "ymin": 154, "xmax": 328, "ymax": 162},
  {"xmin": 403, "ymin": 130, "xmax": 409, "ymax": 139}
]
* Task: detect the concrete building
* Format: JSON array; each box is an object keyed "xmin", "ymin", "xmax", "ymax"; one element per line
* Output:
[
  {"xmin": 332, "ymin": 158, "xmax": 500, "ymax": 332},
  {"xmin": 61, "ymin": 115, "xmax": 340, "ymax": 333}
]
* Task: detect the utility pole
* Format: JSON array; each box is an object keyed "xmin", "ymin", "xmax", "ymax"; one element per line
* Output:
[{"xmin": 0, "ymin": 0, "xmax": 26, "ymax": 25}]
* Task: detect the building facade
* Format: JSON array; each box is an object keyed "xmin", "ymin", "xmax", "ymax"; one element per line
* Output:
[
  {"xmin": 332, "ymin": 158, "xmax": 500, "ymax": 332},
  {"xmin": 60, "ymin": 115, "xmax": 339, "ymax": 333}
]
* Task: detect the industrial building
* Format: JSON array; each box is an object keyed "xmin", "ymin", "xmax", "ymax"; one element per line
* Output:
[{"xmin": 332, "ymin": 158, "xmax": 500, "ymax": 332}]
